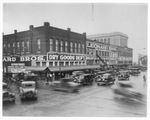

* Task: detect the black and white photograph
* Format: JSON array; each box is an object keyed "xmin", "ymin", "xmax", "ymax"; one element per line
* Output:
[{"xmin": 1, "ymin": 0, "xmax": 149, "ymax": 118}]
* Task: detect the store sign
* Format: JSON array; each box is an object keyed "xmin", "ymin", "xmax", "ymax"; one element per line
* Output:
[
  {"xmin": 47, "ymin": 53, "xmax": 86, "ymax": 61},
  {"xmin": 87, "ymin": 42, "xmax": 108, "ymax": 50},
  {"xmin": 3, "ymin": 55, "xmax": 46, "ymax": 66},
  {"xmin": 3, "ymin": 56, "xmax": 46, "ymax": 62},
  {"xmin": 87, "ymin": 41, "xmax": 116, "ymax": 51}
]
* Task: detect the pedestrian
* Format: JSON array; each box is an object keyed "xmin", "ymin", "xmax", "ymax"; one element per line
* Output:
[{"xmin": 143, "ymin": 74, "xmax": 146, "ymax": 82}]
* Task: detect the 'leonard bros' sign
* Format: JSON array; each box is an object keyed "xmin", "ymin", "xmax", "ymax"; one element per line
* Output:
[{"xmin": 87, "ymin": 41, "xmax": 117, "ymax": 51}]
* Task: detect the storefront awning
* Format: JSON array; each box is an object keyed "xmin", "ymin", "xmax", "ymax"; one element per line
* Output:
[{"xmin": 26, "ymin": 65, "xmax": 100, "ymax": 72}]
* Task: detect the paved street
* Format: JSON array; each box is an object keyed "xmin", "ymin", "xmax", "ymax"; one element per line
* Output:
[{"xmin": 3, "ymin": 71, "xmax": 147, "ymax": 117}]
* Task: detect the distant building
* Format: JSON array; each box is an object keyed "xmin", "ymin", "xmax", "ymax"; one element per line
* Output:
[
  {"xmin": 87, "ymin": 32, "xmax": 133, "ymax": 67},
  {"xmin": 138, "ymin": 54, "xmax": 147, "ymax": 66}
]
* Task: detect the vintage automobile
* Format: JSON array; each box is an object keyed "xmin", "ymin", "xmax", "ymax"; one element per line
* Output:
[
  {"xmin": 112, "ymin": 81, "xmax": 143, "ymax": 102},
  {"xmin": 77, "ymin": 74, "xmax": 94, "ymax": 86},
  {"xmin": 51, "ymin": 77, "xmax": 79, "ymax": 92},
  {"xmin": 128, "ymin": 68, "xmax": 141, "ymax": 76},
  {"xmin": 19, "ymin": 81, "xmax": 38, "ymax": 100},
  {"xmin": 3, "ymin": 82, "xmax": 15, "ymax": 103},
  {"xmin": 118, "ymin": 71, "xmax": 130, "ymax": 81},
  {"xmin": 96, "ymin": 73, "xmax": 115, "ymax": 86}
]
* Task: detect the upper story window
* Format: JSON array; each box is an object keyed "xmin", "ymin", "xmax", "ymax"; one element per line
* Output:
[
  {"xmin": 26, "ymin": 41, "xmax": 29, "ymax": 53},
  {"xmin": 102, "ymin": 51, "xmax": 104, "ymax": 56},
  {"xmin": 82, "ymin": 44, "xmax": 85, "ymax": 54},
  {"xmin": 70, "ymin": 42, "xmax": 73, "ymax": 53},
  {"xmin": 8, "ymin": 43, "xmax": 10, "ymax": 53},
  {"xmin": 60, "ymin": 40, "xmax": 63, "ymax": 52},
  {"xmin": 13, "ymin": 42, "xmax": 15, "ymax": 53},
  {"xmin": 86, "ymin": 48, "xmax": 89, "ymax": 54},
  {"xmin": 104, "ymin": 39, "xmax": 106, "ymax": 43},
  {"xmin": 17, "ymin": 42, "xmax": 20, "ymax": 53},
  {"xmin": 3, "ymin": 43, "xmax": 6, "ymax": 53},
  {"xmin": 37, "ymin": 39, "xmax": 40, "ymax": 52},
  {"xmin": 75, "ymin": 42, "xmax": 77, "ymax": 53},
  {"xmin": 101, "ymin": 39, "xmax": 103, "ymax": 42},
  {"xmin": 55, "ymin": 39, "xmax": 59, "ymax": 52},
  {"xmin": 49, "ymin": 39, "xmax": 53, "ymax": 51},
  {"xmin": 99, "ymin": 50, "xmax": 101, "ymax": 56},
  {"xmin": 108, "ymin": 38, "xmax": 110, "ymax": 44},
  {"xmin": 88, "ymin": 42, "xmax": 91, "ymax": 47},
  {"xmin": 78, "ymin": 43, "xmax": 81, "ymax": 53},
  {"xmin": 22, "ymin": 41, "xmax": 25, "ymax": 52},
  {"xmin": 65, "ymin": 41, "xmax": 68, "ymax": 52}
]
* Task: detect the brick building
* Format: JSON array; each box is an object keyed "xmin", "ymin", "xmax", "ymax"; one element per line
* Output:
[{"xmin": 3, "ymin": 22, "xmax": 94, "ymax": 79}]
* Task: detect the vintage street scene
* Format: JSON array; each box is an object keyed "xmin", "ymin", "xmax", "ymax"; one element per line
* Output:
[{"xmin": 2, "ymin": 3, "xmax": 148, "ymax": 117}]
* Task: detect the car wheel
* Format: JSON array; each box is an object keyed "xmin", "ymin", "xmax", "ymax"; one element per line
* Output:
[
  {"xmin": 12, "ymin": 98, "xmax": 15, "ymax": 103},
  {"xmin": 68, "ymin": 88, "xmax": 73, "ymax": 93},
  {"xmin": 97, "ymin": 83, "xmax": 100, "ymax": 86},
  {"xmin": 34, "ymin": 97, "xmax": 37, "ymax": 100},
  {"xmin": 21, "ymin": 97, "xmax": 24, "ymax": 101}
]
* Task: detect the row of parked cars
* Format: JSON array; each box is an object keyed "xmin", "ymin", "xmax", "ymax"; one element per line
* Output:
[{"xmin": 3, "ymin": 67, "xmax": 142, "ymax": 103}]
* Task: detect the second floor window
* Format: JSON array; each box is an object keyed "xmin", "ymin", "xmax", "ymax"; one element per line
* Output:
[
  {"xmin": 70, "ymin": 42, "xmax": 73, "ymax": 53},
  {"xmin": 17, "ymin": 42, "xmax": 20, "ymax": 53},
  {"xmin": 78, "ymin": 43, "xmax": 81, "ymax": 53},
  {"xmin": 8, "ymin": 43, "xmax": 10, "ymax": 53},
  {"xmin": 102, "ymin": 51, "xmax": 104, "ymax": 56},
  {"xmin": 37, "ymin": 39, "xmax": 40, "ymax": 52},
  {"xmin": 26, "ymin": 41, "xmax": 29, "ymax": 53},
  {"xmin": 99, "ymin": 50, "xmax": 101, "ymax": 56},
  {"xmin": 60, "ymin": 40, "xmax": 63, "ymax": 52},
  {"xmin": 75, "ymin": 42, "xmax": 77, "ymax": 53},
  {"xmin": 13, "ymin": 42, "xmax": 15, "ymax": 53},
  {"xmin": 65, "ymin": 41, "xmax": 68, "ymax": 52},
  {"xmin": 49, "ymin": 39, "xmax": 53, "ymax": 51},
  {"xmin": 22, "ymin": 41, "xmax": 25, "ymax": 52},
  {"xmin": 55, "ymin": 40, "xmax": 59, "ymax": 52},
  {"xmin": 82, "ymin": 44, "xmax": 85, "ymax": 54},
  {"xmin": 3, "ymin": 43, "xmax": 6, "ymax": 53},
  {"xmin": 108, "ymin": 38, "xmax": 110, "ymax": 44}
]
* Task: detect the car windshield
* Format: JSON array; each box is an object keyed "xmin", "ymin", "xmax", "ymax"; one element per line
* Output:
[
  {"xmin": 120, "ymin": 71, "xmax": 128, "ymax": 74},
  {"xmin": 22, "ymin": 83, "xmax": 35, "ymax": 88},
  {"xmin": 103, "ymin": 74, "xmax": 110, "ymax": 78},
  {"xmin": 3, "ymin": 84, "xmax": 8, "ymax": 89}
]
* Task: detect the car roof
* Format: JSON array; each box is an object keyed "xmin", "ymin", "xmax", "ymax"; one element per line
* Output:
[
  {"xmin": 103, "ymin": 73, "xmax": 111, "ymax": 75},
  {"xmin": 3, "ymin": 82, "xmax": 7, "ymax": 86},
  {"xmin": 21, "ymin": 81, "xmax": 35, "ymax": 84}
]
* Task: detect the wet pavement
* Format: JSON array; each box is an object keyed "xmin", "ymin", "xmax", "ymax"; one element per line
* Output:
[{"xmin": 3, "ymin": 71, "xmax": 147, "ymax": 117}]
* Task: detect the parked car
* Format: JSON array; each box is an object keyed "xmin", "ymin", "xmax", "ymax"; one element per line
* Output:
[
  {"xmin": 51, "ymin": 77, "xmax": 79, "ymax": 92},
  {"xmin": 118, "ymin": 71, "xmax": 130, "ymax": 81},
  {"xmin": 19, "ymin": 81, "xmax": 38, "ymax": 101},
  {"xmin": 77, "ymin": 74, "xmax": 94, "ymax": 86},
  {"xmin": 128, "ymin": 68, "xmax": 141, "ymax": 76},
  {"xmin": 97, "ymin": 73, "xmax": 115, "ymax": 86},
  {"xmin": 3, "ymin": 82, "xmax": 15, "ymax": 103}
]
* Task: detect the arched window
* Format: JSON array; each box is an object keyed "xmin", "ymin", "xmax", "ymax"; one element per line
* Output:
[
  {"xmin": 37, "ymin": 39, "xmax": 40, "ymax": 52},
  {"xmin": 49, "ymin": 39, "xmax": 53, "ymax": 51}
]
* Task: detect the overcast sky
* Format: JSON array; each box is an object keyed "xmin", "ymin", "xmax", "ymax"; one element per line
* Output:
[{"xmin": 3, "ymin": 3, "xmax": 148, "ymax": 62}]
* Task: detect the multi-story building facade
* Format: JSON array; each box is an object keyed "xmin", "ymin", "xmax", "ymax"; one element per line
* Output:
[
  {"xmin": 3, "ymin": 23, "xmax": 133, "ymax": 79},
  {"xmin": 87, "ymin": 32, "xmax": 128, "ymax": 47},
  {"xmin": 3, "ymin": 22, "xmax": 94, "ymax": 79},
  {"xmin": 87, "ymin": 32, "xmax": 133, "ymax": 66}
]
